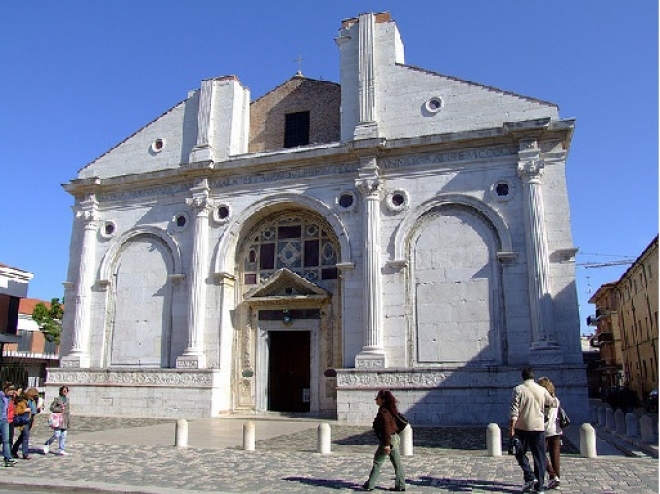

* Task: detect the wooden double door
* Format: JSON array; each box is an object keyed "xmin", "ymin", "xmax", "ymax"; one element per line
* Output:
[{"xmin": 267, "ymin": 330, "xmax": 310, "ymax": 412}]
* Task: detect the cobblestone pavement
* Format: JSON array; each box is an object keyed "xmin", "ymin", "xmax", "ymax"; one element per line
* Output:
[{"xmin": 0, "ymin": 416, "xmax": 655, "ymax": 494}]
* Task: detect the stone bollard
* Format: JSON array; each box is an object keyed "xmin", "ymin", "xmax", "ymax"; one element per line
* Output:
[
  {"xmin": 625, "ymin": 413, "xmax": 639, "ymax": 438},
  {"xmin": 317, "ymin": 423, "xmax": 331, "ymax": 454},
  {"xmin": 400, "ymin": 424, "xmax": 413, "ymax": 456},
  {"xmin": 486, "ymin": 423, "xmax": 502, "ymax": 457},
  {"xmin": 175, "ymin": 418, "xmax": 188, "ymax": 449},
  {"xmin": 640, "ymin": 415, "xmax": 655, "ymax": 443},
  {"xmin": 243, "ymin": 421, "xmax": 255, "ymax": 451},
  {"xmin": 579, "ymin": 423, "xmax": 597, "ymax": 458},
  {"xmin": 614, "ymin": 409, "xmax": 626, "ymax": 434},
  {"xmin": 605, "ymin": 407, "xmax": 615, "ymax": 431},
  {"xmin": 598, "ymin": 406, "xmax": 606, "ymax": 426}
]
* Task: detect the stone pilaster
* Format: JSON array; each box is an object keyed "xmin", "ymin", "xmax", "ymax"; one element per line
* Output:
[
  {"xmin": 517, "ymin": 139, "xmax": 561, "ymax": 363},
  {"xmin": 355, "ymin": 157, "xmax": 386, "ymax": 368},
  {"xmin": 177, "ymin": 179, "xmax": 213, "ymax": 369},
  {"xmin": 354, "ymin": 13, "xmax": 379, "ymax": 140},
  {"xmin": 61, "ymin": 194, "xmax": 98, "ymax": 368},
  {"xmin": 189, "ymin": 79, "xmax": 215, "ymax": 163}
]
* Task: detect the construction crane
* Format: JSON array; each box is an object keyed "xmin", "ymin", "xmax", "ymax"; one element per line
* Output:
[{"xmin": 576, "ymin": 259, "xmax": 636, "ymax": 269}]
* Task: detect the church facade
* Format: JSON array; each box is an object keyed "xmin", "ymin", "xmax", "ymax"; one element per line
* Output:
[{"xmin": 52, "ymin": 12, "xmax": 589, "ymax": 425}]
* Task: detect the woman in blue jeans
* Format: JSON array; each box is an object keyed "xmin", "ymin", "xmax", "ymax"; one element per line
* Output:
[{"xmin": 43, "ymin": 386, "xmax": 70, "ymax": 455}]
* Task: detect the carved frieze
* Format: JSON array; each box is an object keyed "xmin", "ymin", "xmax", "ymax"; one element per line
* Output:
[
  {"xmin": 380, "ymin": 145, "xmax": 518, "ymax": 171},
  {"xmin": 47, "ymin": 370, "xmax": 215, "ymax": 387}
]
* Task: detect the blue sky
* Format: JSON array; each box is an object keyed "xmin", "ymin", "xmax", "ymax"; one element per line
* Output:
[{"xmin": 1, "ymin": 1, "xmax": 657, "ymax": 336}]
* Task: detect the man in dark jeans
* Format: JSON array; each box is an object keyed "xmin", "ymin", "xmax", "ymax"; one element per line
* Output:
[{"xmin": 509, "ymin": 367, "xmax": 558, "ymax": 493}]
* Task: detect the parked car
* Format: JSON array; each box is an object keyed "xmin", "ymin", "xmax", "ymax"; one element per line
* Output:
[{"xmin": 644, "ymin": 389, "xmax": 658, "ymax": 413}]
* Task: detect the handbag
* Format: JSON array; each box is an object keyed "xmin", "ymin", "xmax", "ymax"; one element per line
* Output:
[
  {"xmin": 13, "ymin": 412, "xmax": 30, "ymax": 426},
  {"xmin": 394, "ymin": 412, "xmax": 409, "ymax": 433},
  {"xmin": 558, "ymin": 407, "xmax": 571, "ymax": 428},
  {"xmin": 48, "ymin": 412, "xmax": 63, "ymax": 429}
]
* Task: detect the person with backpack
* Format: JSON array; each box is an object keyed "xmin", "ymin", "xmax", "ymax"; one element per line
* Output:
[{"xmin": 362, "ymin": 389, "xmax": 406, "ymax": 492}]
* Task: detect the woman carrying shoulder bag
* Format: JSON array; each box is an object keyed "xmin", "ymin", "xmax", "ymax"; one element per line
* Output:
[
  {"xmin": 362, "ymin": 389, "xmax": 406, "ymax": 492},
  {"xmin": 538, "ymin": 377, "xmax": 562, "ymax": 490},
  {"xmin": 43, "ymin": 386, "xmax": 70, "ymax": 456}
]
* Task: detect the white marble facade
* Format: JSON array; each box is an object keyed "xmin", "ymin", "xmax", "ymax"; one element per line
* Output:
[{"xmin": 52, "ymin": 12, "xmax": 589, "ymax": 424}]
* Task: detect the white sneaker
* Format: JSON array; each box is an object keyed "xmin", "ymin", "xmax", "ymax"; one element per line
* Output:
[
  {"xmin": 547, "ymin": 477, "xmax": 560, "ymax": 489},
  {"xmin": 42, "ymin": 444, "xmax": 49, "ymax": 455},
  {"xmin": 58, "ymin": 450, "xmax": 69, "ymax": 456}
]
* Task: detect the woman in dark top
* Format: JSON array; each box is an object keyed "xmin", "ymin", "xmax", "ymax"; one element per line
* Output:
[{"xmin": 362, "ymin": 389, "xmax": 406, "ymax": 491}]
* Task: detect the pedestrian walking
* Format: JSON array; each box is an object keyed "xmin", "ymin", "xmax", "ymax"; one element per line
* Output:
[
  {"xmin": 43, "ymin": 386, "xmax": 70, "ymax": 456},
  {"xmin": 509, "ymin": 367, "xmax": 557, "ymax": 493},
  {"xmin": 362, "ymin": 389, "xmax": 406, "ymax": 492},
  {"xmin": 0, "ymin": 385, "xmax": 17, "ymax": 467},
  {"xmin": 538, "ymin": 377, "xmax": 562, "ymax": 490},
  {"xmin": 12, "ymin": 387, "xmax": 39, "ymax": 459}
]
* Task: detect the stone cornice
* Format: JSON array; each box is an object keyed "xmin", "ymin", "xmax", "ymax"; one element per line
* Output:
[{"xmin": 63, "ymin": 118, "xmax": 575, "ymax": 199}]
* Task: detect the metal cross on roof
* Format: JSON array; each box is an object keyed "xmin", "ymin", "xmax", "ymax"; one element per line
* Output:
[{"xmin": 294, "ymin": 53, "xmax": 303, "ymax": 76}]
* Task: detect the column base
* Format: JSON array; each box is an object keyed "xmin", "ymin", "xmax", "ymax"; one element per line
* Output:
[
  {"xmin": 529, "ymin": 339, "xmax": 563, "ymax": 365},
  {"xmin": 60, "ymin": 352, "xmax": 90, "ymax": 369},
  {"xmin": 176, "ymin": 353, "xmax": 207, "ymax": 369},
  {"xmin": 353, "ymin": 121, "xmax": 380, "ymax": 140},
  {"xmin": 355, "ymin": 347, "xmax": 387, "ymax": 369},
  {"xmin": 188, "ymin": 144, "xmax": 214, "ymax": 163}
]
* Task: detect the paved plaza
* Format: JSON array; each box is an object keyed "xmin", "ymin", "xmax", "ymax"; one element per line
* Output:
[{"xmin": 0, "ymin": 415, "xmax": 656, "ymax": 494}]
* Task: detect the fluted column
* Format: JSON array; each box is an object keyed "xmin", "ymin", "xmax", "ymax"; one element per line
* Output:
[
  {"xmin": 176, "ymin": 179, "xmax": 213, "ymax": 369},
  {"xmin": 517, "ymin": 139, "xmax": 559, "ymax": 358},
  {"xmin": 355, "ymin": 157, "xmax": 386, "ymax": 368},
  {"xmin": 61, "ymin": 194, "xmax": 98, "ymax": 368}
]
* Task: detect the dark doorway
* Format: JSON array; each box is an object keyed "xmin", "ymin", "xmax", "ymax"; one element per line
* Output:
[{"xmin": 268, "ymin": 331, "xmax": 310, "ymax": 412}]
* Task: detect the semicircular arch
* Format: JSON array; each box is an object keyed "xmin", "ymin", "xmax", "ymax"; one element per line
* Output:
[
  {"xmin": 98, "ymin": 226, "xmax": 182, "ymax": 282},
  {"xmin": 214, "ymin": 193, "xmax": 352, "ymax": 276},
  {"xmin": 392, "ymin": 193, "xmax": 512, "ymax": 262}
]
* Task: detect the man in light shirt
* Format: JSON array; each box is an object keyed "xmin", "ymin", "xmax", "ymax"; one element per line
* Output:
[{"xmin": 509, "ymin": 367, "xmax": 558, "ymax": 493}]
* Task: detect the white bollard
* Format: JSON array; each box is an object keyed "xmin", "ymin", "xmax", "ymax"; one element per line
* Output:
[
  {"xmin": 614, "ymin": 409, "xmax": 626, "ymax": 434},
  {"xmin": 605, "ymin": 407, "xmax": 615, "ymax": 431},
  {"xmin": 640, "ymin": 415, "xmax": 655, "ymax": 443},
  {"xmin": 579, "ymin": 423, "xmax": 597, "ymax": 458},
  {"xmin": 625, "ymin": 413, "xmax": 638, "ymax": 438},
  {"xmin": 175, "ymin": 418, "xmax": 188, "ymax": 449},
  {"xmin": 486, "ymin": 423, "xmax": 502, "ymax": 457},
  {"xmin": 400, "ymin": 424, "xmax": 413, "ymax": 456},
  {"xmin": 243, "ymin": 421, "xmax": 256, "ymax": 451},
  {"xmin": 317, "ymin": 423, "xmax": 331, "ymax": 454}
]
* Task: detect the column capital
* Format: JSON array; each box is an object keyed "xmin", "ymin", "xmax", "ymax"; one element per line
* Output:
[
  {"xmin": 75, "ymin": 194, "xmax": 99, "ymax": 224},
  {"xmin": 186, "ymin": 179, "xmax": 215, "ymax": 214},
  {"xmin": 355, "ymin": 157, "xmax": 383, "ymax": 198},
  {"xmin": 517, "ymin": 159, "xmax": 545, "ymax": 181}
]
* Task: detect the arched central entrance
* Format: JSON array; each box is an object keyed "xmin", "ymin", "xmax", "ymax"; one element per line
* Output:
[{"xmin": 232, "ymin": 209, "xmax": 343, "ymax": 415}]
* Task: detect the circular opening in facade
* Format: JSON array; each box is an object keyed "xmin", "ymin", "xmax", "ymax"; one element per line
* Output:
[
  {"xmin": 213, "ymin": 203, "xmax": 231, "ymax": 224},
  {"xmin": 151, "ymin": 138, "xmax": 165, "ymax": 153},
  {"xmin": 176, "ymin": 215, "xmax": 187, "ymax": 227},
  {"xmin": 425, "ymin": 97, "xmax": 444, "ymax": 114},
  {"xmin": 386, "ymin": 190, "xmax": 408, "ymax": 212},
  {"xmin": 100, "ymin": 220, "xmax": 117, "ymax": 239},
  {"xmin": 337, "ymin": 192, "xmax": 356, "ymax": 212},
  {"xmin": 218, "ymin": 205, "xmax": 230, "ymax": 220},
  {"xmin": 496, "ymin": 182, "xmax": 509, "ymax": 197}
]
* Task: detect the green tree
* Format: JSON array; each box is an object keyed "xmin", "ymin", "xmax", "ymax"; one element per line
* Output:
[{"xmin": 32, "ymin": 298, "xmax": 63, "ymax": 344}]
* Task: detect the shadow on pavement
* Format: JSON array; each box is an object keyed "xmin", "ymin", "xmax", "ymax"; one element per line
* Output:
[
  {"xmin": 414, "ymin": 476, "xmax": 521, "ymax": 492},
  {"xmin": 283, "ymin": 476, "xmax": 363, "ymax": 490}
]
